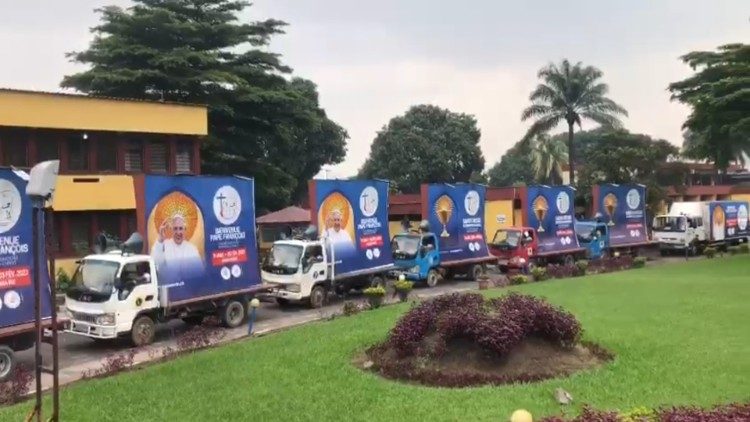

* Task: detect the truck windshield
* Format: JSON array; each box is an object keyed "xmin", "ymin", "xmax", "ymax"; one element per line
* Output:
[
  {"xmin": 574, "ymin": 224, "xmax": 597, "ymax": 242},
  {"xmin": 71, "ymin": 259, "xmax": 120, "ymax": 294},
  {"xmin": 492, "ymin": 230, "xmax": 521, "ymax": 248},
  {"xmin": 653, "ymin": 216, "xmax": 686, "ymax": 232},
  {"xmin": 263, "ymin": 244, "xmax": 302, "ymax": 273},
  {"xmin": 392, "ymin": 235, "xmax": 419, "ymax": 258}
]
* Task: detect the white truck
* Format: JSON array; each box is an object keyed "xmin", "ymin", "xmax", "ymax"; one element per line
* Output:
[
  {"xmin": 652, "ymin": 200, "xmax": 750, "ymax": 255},
  {"xmin": 262, "ymin": 179, "xmax": 394, "ymax": 308},
  {"xmin": 261, "ymin": 234, "xmax": 387, "ymax": 308},
  {"xmin": 65, "ymin": 175, "xmax": 266, "ymax": 346}
]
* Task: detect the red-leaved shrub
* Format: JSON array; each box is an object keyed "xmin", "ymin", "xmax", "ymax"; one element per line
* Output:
[
  {"xmin": 0, "ymin": 365, "xmax": 33, "ymax": 405},
  {"xmin": 539, "ymin": 402, "xmax": 750, "ymax": 422}
]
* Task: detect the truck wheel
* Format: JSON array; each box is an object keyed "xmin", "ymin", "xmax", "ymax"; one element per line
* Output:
[
  {"xmin": 426, "ymin": 269, "xmax": 439, "ymax": 288},
  {"xmin": 370, "ymin": 276, "xmax": 385, "ymax": 289},
  {"xmin": 221, "ymin": 299, "xmax": 247, "ymax": 328},
  {"xmin": 131, "ymin": 315, "xmax": 156, "ymax": 347},
  {"xmin": 470, "ymin": 264, "xmax": 483, "ymax": 281},
  {"xmin": 181, "ymin": 315, "xmax": 204, "ymax": 326},
  {"xmin": 309, "ymin": 285, "xmax": 327, "ymax": 309},
  {"xmin": 276, "ymin": 298, "xmax": 291, "ymax": 307},
  {"xmin": 0, "ymin": 345, "xmax": 15, "ymax": 382}
]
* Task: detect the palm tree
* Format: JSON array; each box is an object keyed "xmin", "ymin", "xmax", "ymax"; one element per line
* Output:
[
  {"xmin": 521, "ymin": 60, "xmax": 628, "ymax": 185},
  {"xmin": 530, "ymin": 134, "xmax": 568, "ymax": 184}
]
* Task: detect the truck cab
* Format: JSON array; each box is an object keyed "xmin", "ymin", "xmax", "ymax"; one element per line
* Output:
[
  {"xmin": 652, "ymin": 214, "xmax": 704, "ymax": 254},
  {"xmin": 261, "ymin": 239, "xmax": 329, "ymax": 307},
  {"xmin": 66, "ymin": 252, "xmax": 160, "ymax": 342},
  {"xmin": 390, "ymin": 232, "xmax": 441, "ymax": 286},
  {"xmin": 489, "ymin": 227, "xmax": 536, "ymax": 272},
  {"xmin": 574, "ymin": 221, "xmax": 608, "ymax": 259}
]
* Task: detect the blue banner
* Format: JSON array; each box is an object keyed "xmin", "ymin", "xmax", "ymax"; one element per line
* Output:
[
  {"xmin": 144, "ymin": 175, "xmax": 260, "ymax": 303},
  {"xmin": 312, "ymin": 180, "xmax": 393, "ymax": 278},
  {"xmin": 709, "ymin": 201, "xmax": 750, "ymax": 241},
  {"xmin": 526, "ymin": 185, "xmax": 580, "ymax": 254},
  {"xmin": 425, "ymin": 183, "xmax": 489, "ymax": 263},
  {"xmin": 596, "ymin": 184, "xmax": 648, "ymax": 246},
  {"xmin": 0, "ymin": 168, "xmax": 52, "ymax": 328}
]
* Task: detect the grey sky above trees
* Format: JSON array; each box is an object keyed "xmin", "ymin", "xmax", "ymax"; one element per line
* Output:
[{"xmin": 1, "ymin": 0, "xmax": 747, "ymax": 177}]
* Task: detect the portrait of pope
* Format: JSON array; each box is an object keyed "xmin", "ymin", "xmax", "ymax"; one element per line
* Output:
[{"xmin": 151, "ymin": 213, "xmax": 205, "ymax": 281}]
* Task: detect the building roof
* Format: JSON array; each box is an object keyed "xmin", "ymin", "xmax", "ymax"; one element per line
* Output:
[
  {"xmin": 0, "ymin": 88, "xmax": 207, "ymax": 135},
  {"xmin": 390, "ymin": 193, "xmax": 421, "ymax": 216},
  {"xmin": 257, "ymin": 206, "xmax": 310, "ymax": 225}
]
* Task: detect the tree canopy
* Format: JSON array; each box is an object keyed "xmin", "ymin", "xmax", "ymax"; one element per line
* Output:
[
  {"xmin": 62, "ymin": 0, "xmax": 347, "ymax": 211},
  {"xmin": 358, "ymin": 105, "xmax": 485, "ymax": 193},
  {"xmin": 530, "ymin": 134, "xmax": 568, "ymax": 185},
  {"xmin": 521, "ymin": 60, "xmax": 627, "ymax": 185},
  {"xmin": 668, "ymin": 43, "xmax": 750, "ymax": 170},
  {"xmin": 486, "ymin": 142, "xmax": 534, "ymax": 187}
]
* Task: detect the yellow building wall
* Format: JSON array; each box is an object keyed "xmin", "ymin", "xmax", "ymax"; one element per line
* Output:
[
  {"xmin": 52, "ymin": 175, "xmax": 136, "ymax": 211},
  {"xmin": 0, "ymin": 90, "xmax": 207, "ymax": 135},
  {"xmin": 388, "ymin": 221, "xmax": 419, "ymax": 237},
  {"xmin": 731, "ymin": 194, "xmax": 750, "ymax": 204},
  {"xmin": 484, "ymin": 200, "xmax": 514, "ymax": 240}
]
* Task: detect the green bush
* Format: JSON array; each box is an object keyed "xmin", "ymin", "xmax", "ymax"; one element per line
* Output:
[
  {"xmin": 510, "ymin": 274, "xmax": 529, "ymax": 285},
  {"xmin": 394, "ymin": 279, "xmax": 414, "ymax": 292},
  {"xmin": 739, "ymin": 243, "xmax": 749, "ymax": 254},
  {"xmin": 363, "ymin": 286, "xmax": 386, "ymax": 297},
  {"xmin": 575, "ymin": 259, "xmax": 589, "ymax": 276},
  {"xmin": 632, "ymin": 256, "xmax": 647, "ymax": 268},
  {"xmin": 620, "ymin": 406, "xmax": 657, "ymax": 422},
  {"xmin": 728, "ymin": 246, "xmax": 741, "ymax": 255},
  {"xmin": 704, "ymin": 246, "xmax": 717, "ymax": 258},
  {"xmin": 56, "ymin": 268, "xmax": 71, "ymax": 293},
  {"xmin": 530, "ymin": 266, "xmax": 547, "ymax": 281}
]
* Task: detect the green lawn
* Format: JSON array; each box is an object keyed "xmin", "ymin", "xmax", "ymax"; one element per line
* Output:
[{"xmin": 4, "ymin": 257, "xmax": 750, "ymax": 421}]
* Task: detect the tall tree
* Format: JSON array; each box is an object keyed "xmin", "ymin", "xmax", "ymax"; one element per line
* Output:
[
  {"xmin": 669, "ymin": 43, "xmax": 750, "ymax": 171},
  {"xmin": 358, "ymin": 105, "xmax": 485, "ymax": 193},
  {"xmin": 530, "ymin": 134, "xmax": 568, "ymax": 184},
  {"xmin": 62, "ymin": 0, "xmax": 347, "ymax": 211},
  {"xmin": 575, "ymin": 130, "xmax": 683, "ymax": 211},
  {"xmin": 486, "ymin": 142, "xmax": 534, "ymax": 187},
  {"xmin": 521, "ymin": 60, "xmax": 628, "ymax": 185}
]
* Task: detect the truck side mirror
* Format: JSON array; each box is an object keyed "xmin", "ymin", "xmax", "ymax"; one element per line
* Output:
[{"xmin": 314, "ymin": 255, "xmax": 324, "ymax": 263}]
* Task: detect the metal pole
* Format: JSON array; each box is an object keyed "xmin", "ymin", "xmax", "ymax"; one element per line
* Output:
[
  {"xmin": 45, "ymin": 208, "xmax": 60, "ymax": 421},
  {"xmin": 31, "ymin": 206, "xmax": 42, "ymax": 422}
]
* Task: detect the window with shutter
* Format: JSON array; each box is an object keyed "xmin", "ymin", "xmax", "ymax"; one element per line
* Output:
[
  {"xmin": 68, "ymin": 137, "xmax": 89, "ymax": 171},
  {"xmin": 124, "ymin": 141, "xmax": 144, "ymax": 172},
  {"xmin": 176, "ymin": 141, "xmax": 193, "ymax": 173},
  {"xmin": 149, "ymin": 141, "xmax": 169, "ymax": 173},
  {"xmin": 97, "ymin": 141, "xmax": 117, "ymax": 172}
]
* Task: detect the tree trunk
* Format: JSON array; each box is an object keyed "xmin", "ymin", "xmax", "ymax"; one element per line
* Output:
[{"xmin": 567, "ymin": 123, "xmax": 575, "ymax": 186}]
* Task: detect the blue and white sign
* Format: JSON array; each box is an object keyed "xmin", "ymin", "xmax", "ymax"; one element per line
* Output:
[
  {"xmin": 311, "ymin": 179, "xmax": 393, "ymax": 278},
  {"xmin": 526, "ymin": 185, "xmax": 581, "ymax": 254},
  {"xmin": 0, "ymin": 168, "xmax": 52, "ymax": 328},
  {"xmin": 143, "ymin": 175, "xmax": 260, "ymax": 303},
  {"xmin": 596, "ymin": 184, "xmax": 648, "ymax": 246},
  {"xmin": 425, "ymin": 183, "xmax": 489, "ymax": 263}
]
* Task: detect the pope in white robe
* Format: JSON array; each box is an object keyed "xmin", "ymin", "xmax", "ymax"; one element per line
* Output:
[
  {"xmin": 324, "ymin": 209, "xmax": 354, "ymax": 257},
  {"xmin": 151, "ymin": 214, "xmax": 205, "ymax": 282}
]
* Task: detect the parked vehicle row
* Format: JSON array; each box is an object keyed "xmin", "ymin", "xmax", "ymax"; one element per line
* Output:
[{"xmin": 1, "ymin": 167, "xmax": 748, "ymax": 381}]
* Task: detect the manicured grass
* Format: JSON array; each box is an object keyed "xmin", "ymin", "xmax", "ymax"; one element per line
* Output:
[{"xmin": 3, "ymin": 257, "xmax": 750, "ymax": 421}]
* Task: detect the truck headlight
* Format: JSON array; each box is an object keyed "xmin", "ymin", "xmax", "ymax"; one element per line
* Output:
[
  {"xmin": 409, "ymin": 266, "xmax": 420, "ymax": 273},
  {"xmin": 285, "ymin": 284, "xmax": 301, "ymax": 293},
  {"xmin": 96, "ymin": 313, "xmax": 116, "ymax": 326}
]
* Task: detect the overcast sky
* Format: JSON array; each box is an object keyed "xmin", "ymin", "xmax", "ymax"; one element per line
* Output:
[{"xmin": 1, "ymin": 1, "xmax": 748, "ymax": 178}]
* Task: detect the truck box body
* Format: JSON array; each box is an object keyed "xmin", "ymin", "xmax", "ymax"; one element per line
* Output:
[
  {"xmin": 592, "ymin": 184, "xmax": 649, "ymax": 247},
  {"xmin": 309, "ymin": 179, "xmax": 394, "ymax": 279},
  {"xmin": 706, "ymin": 201, "xmax": 749, "ymax": 242},
  {"xmin": 524, "ymin": 185, "xmax": 582, "ymax": 255},
  {"xmin": 0, "ymin": 168, "xmax": 53, "ymax": 329},
  {"xmin": 134, "ymin": 175, "xmax": 261, "ymax": 304},
  {"xmin": 421, "ymin": 183, "xmax": 493, "ymax": 265}
]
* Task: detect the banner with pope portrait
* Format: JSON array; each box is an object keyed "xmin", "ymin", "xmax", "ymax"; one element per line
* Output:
[
  {"xmin": 141, "ymin": 175, "xmax": 260, "ymax": 303},
  {"xmin": 309, "ymin": 179, "xmax": 393, "ymax": 278}
]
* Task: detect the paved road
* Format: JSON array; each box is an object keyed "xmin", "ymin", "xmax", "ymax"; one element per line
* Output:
[
  {"xmin": 17, "ymin": 254, "xmax": 692, "ymax": 388},
  {"xmin": 16, "ymin": 277, "xmax": 478, "ymax": 378}
]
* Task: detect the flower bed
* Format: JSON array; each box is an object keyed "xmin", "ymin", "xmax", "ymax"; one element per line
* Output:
[
  {"xmin": 362, "ymin": 292, "xmax": 611, "ymax": 387},
  {"xmin": 540, "ymin": 402, "xmax": 750, "ymax": 421}
]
